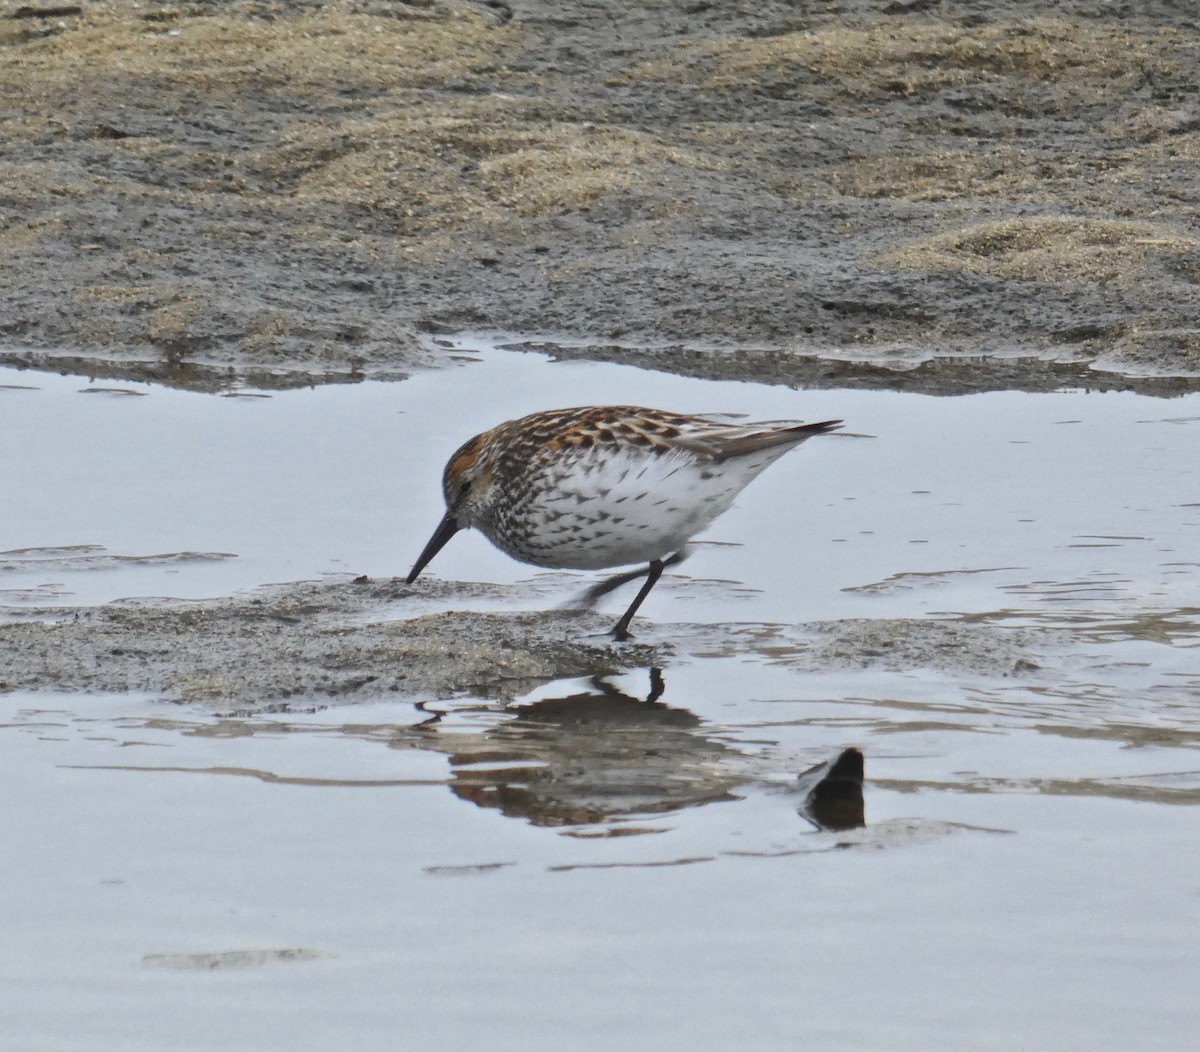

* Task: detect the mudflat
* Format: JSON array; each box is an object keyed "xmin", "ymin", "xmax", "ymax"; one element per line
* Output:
[{"xmin": 3, "ymin": 0, "xmax": 1199, "ymax": 394}]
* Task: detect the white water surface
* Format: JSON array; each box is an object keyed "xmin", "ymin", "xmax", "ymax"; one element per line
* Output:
[
  {"xmin": 3, "ymin": 668, "xmax": 1198, "ymax": 1052},
  {"xmin": 2, "ymin": 339, "xmax": 1199, "ymax": 1051}
]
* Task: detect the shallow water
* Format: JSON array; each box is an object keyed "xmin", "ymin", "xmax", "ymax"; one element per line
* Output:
[
  {"xmin": 2, "ymin": 341, "xmax": 1199, "ymax": 1049},
  {"xmin": 3, "ymin": 339, "xmax": 1198, "ymax": 626}
]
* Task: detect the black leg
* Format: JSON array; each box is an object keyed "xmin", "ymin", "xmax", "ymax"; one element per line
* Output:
[
  {"xmin": 647, "ymin": 667, "xmax": 665, "ymax": 702},
  {"xmin": 579, "ymin": 563, "xmax": 651, "ymax": 606},
  {"xmin": 586, "ymin": 666, "xmax": 665, "ymax": 701},
  {"xmin": 578, "ymin": 548, "xmax": 691, "ymax": 609},
  {"xmin": 610, "ymin": 560, "xmax": 665, "ymax": 641}
]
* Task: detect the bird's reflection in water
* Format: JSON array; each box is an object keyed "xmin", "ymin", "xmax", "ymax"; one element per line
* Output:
[
  {"xmin": 438, "ymin": 669, "xmax": 744, "ymax": 830},
  {"xmin": 406, "ymin": 667, "xmax": 867, "ymax": 836},
  {"xmin": 127, "ymin": 670, "xmax": 867, "ymax": 839}
]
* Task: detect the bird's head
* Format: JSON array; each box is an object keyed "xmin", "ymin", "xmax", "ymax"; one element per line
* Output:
[
  {"xmin": 406, "ymin": 429, "xmax": 495, "ymax": 584},
  {"xmin": 441, "ymin": 431, "xmax": 496, "ymax": 526}
]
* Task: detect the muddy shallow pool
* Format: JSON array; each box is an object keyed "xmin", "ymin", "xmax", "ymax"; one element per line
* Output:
[{"xmin": 2, "ymin": 340, "xmax": 1198, "ymax": 1050}]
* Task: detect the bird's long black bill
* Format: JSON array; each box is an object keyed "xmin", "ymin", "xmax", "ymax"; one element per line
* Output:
[{"xmin": 406, "ymin": 511, "xmax": 461, "ymax": 584}]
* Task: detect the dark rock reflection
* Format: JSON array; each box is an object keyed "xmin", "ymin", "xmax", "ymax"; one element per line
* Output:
[{"xmin": 796, "ymin": 748, "xmax": 866, "ymax": 831}]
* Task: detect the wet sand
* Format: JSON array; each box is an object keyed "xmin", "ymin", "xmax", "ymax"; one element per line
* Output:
[
  {"xmin": 1, "ymin": 575, "xmax": 1064, "ymax": 707},
  {"xmin": 3, "ymin": 0, "xmax": 1200, "ymax": 395}
]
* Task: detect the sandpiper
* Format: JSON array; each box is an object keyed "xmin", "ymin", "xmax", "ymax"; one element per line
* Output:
[{"xmin": 407, "ymin": 406, "xmax": 842, "ymax": 639}]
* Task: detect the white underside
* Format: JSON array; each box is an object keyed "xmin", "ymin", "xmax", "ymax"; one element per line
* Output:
[{"xmin": 500, "ymin": 444, "xmax": 791, "ymax": 570}]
